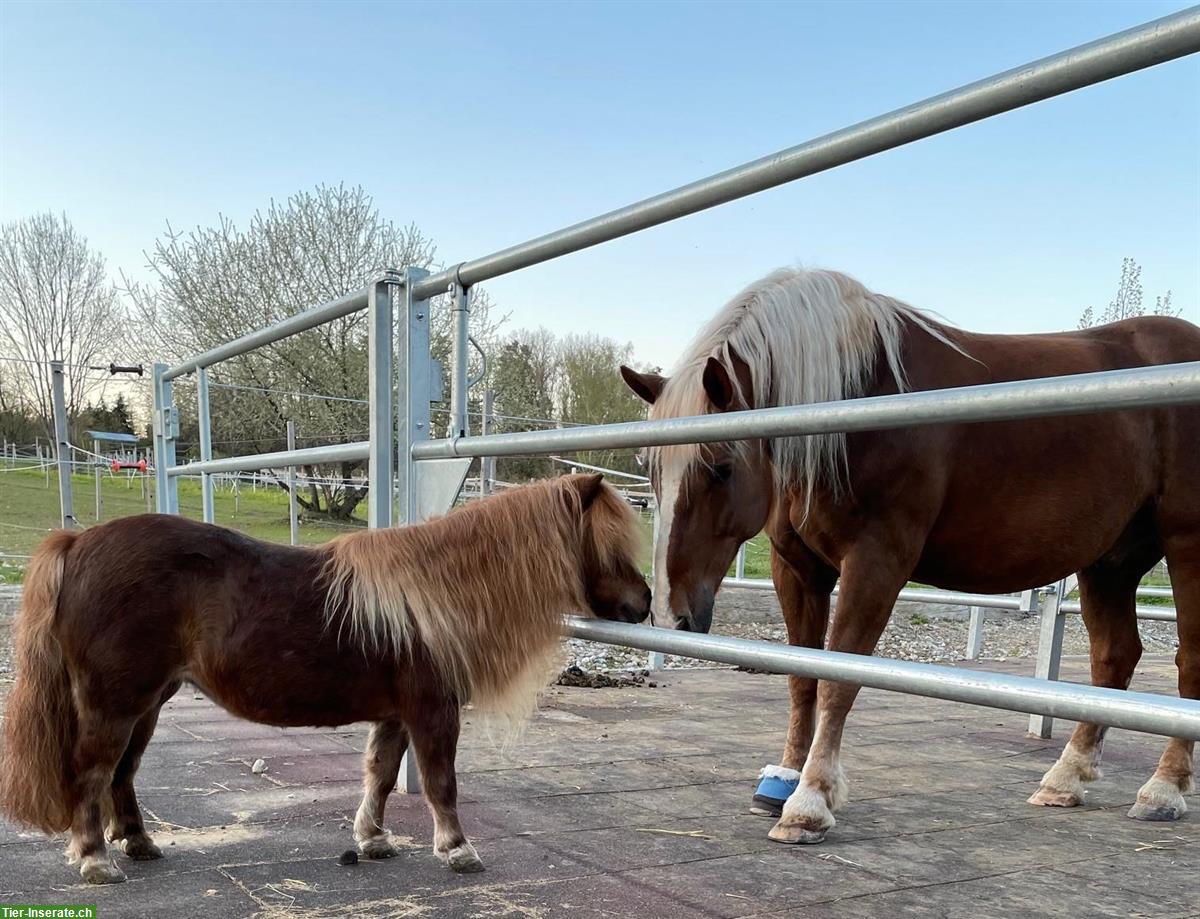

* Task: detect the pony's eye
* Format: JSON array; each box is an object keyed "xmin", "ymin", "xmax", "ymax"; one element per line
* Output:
[{"xmin": 712, "ymin": 463, "xmax": 734, "ymax": 484}]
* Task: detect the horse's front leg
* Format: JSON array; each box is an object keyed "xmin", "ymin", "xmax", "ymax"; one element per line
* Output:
[
  {"xmin": 769, "ymin": 552, "xmax": 908, "ymax": 845},
  {"xmin": 751, "ymin": 547, "xmax": 834, "ymax": 817},
  {"xmin": 407, "ymin": 697, "xmax": 483, "ymax": 873}
]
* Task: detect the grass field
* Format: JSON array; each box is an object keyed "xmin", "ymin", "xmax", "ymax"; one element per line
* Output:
[{"xmin": 0, "ymin": 462, "xmax": 365, "ymax": 580}]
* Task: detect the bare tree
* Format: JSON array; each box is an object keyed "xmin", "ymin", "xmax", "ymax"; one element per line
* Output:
[
  {"xmin": 0, "ymin": 213, "xmax": 123, "ymax": 441},
  {"xmin": 1078, "ymin": 258, "xmax": 1178, "ymax": 329},
  {"xmin": 128, "ymin": 184, "xmax": 504, "ymax": 520}
]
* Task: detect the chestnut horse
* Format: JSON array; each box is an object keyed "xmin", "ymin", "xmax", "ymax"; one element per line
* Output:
[
  {"xmin": 0, "ymin": 474, "xmax": 649, "ymax": 884},
  {"xmin": 621, "ymin": 267, "xmax": 1198, "ymax": 844}
]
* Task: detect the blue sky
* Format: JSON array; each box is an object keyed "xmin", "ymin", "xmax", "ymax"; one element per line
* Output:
[{"xmin": 2, "ymin": 0, "xmax": 1196, "ymax": 370}]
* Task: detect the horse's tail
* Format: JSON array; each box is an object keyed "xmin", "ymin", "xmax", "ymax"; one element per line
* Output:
[{"xmin": 0, "ymin": 529, "xmax": 79, "ymax": 832}]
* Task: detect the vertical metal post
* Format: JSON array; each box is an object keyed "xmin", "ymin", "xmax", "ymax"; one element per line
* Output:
[
  {"xmin": 396, "ymin": 266, "xmax": 433, "ymax": 793},
  {"xmin": 735, "ymin": 542, "xmax": 747, "ymax": 579},
  {"xmin": 647, "ymin": 507, "xmax": 665, "ymax": 671},
  {"xmin": 93, "ymin": 437, "xmax": 102, "ymax": 523},
  {"xmin": 966, "ymin": 606, "xmax": 985, "ymax": 659},
  {"xmin": 152, "ymin": 363, "xmax": 179, "ymax": 514},
  {"xmin": 367, "ymin": 272, "xmax": 399, "ymax": 529},
  {"xmin": 449, "ymin": 282, "xmax": 470, "ymax": 440},
  {"xmin": 1019, "ymin": 588, "xmax": 1039, "ymax": 618},
  {"xmin": 1029, "ymin": 580, "xmax": 1068, "ymax": 738},
  {"xmin": 286, "ymin": 420, "xmax": 299, "ymax": 546},
  {"xmin": 197, "ymin": 367, "xmax": 215, "ymax": 524},
  {"xmin": 480, "ymin": 388, "xmax": 494, "ymax": 495},
  {"xmin": 50, "ymin": 360, "xmax": 76, "ymax": 528}
]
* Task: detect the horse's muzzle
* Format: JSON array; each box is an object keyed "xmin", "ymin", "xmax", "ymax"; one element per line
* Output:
[{"xmin": 674, "ymin": 585, "xmax": 714, "ymax": 633}]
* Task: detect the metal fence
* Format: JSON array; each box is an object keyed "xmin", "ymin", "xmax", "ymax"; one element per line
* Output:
[{"xmin": 142, "ymin": 7, "xmax": 1200, "ymax": 786}]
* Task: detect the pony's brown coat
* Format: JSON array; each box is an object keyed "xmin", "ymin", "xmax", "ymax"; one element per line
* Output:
[{"xmin": 0, "ymin": 475, "xmax": 648, "ymax": 881}]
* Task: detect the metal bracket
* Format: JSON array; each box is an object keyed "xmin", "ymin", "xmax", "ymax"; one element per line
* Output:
[{"xmin": 414, "ymin": 457, "xmax": 472, "ymax": 521}]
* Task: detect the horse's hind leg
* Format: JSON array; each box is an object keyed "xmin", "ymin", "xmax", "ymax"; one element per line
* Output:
[
  {"xmin": 407, "ymin": 697, "xmax": 483, "ymax": 873},
  {"xmin": 354, "ymin": 721, "xmax": 409, "ymax": 858},
  {"xmin": 1030, "ymin": 566, "xmax": 1141, "ymax": 808},
  {"xmin": 107, "ymin": 680, "xmax": 180, "ymax": 859},
  {"xmin": 1130, "ymin": 539, "xmax": 1197, "ymax": 822},
  {"xmin": 66, "ymin": 706, "xmax": 140, "ymax": 884}
]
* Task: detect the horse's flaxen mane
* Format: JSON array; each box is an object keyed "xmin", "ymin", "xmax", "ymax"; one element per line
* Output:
[
  {"xmin": 650, "ymin": 267, "xmax": 961, "ymax": 505},
  {"xmin": 321, "ymin": 476, "xmax": 640, "ymax": 727}
]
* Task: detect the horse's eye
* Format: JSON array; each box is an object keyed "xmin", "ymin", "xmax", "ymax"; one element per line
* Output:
[{"xmin": 712, "ymin": 463, "xmax": 733, "ymax": 484}]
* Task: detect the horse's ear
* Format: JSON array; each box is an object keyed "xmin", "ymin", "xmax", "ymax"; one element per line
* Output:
[
  {"xmin": 702, "ymin": 357, "xmax": 735, "ymax": 410},
  {"xmin": 621, "ymin": 365, "xmax": 666, "ymax": 405},
  {"xmin": 568, "ymin": 472, "xmax": 605, "ymax": 509}
]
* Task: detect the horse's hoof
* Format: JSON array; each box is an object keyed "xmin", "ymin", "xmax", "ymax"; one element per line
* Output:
[
  {"xmin": 121, "ymin": 834, "xmax": 163, "ymax": 860},
  {"xmin": 358, "ymin": 835, "xmax": 399, "ymax": 859},
  {"xmin": 445, "ymin": 843, "xmax": 485, "ymax": 873},
  {"xmin": 1128, "ymin": 801, "xmax": 1186, "ymax": 822},
  {"xmin": 1128, "ymin": 777, "xmax": 1188, "ymax": 823},
  {"xmin": 1027, "ymin": 787, "xmax": 1083, "ymax": 808},
  {"xmin": 768, "ymin": 819, "xmax": 828, "ymax": 845},
  {"xmin": 81, "ymin": 857, "xmax": 127, "ymax": 885}
]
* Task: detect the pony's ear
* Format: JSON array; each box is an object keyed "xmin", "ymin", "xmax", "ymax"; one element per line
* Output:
[
  {"xmin": 621, "ymin": 365, "xmax": 666, "ymax": 405},
  {"xmin": 567, "ymin": 472, "xmax": 606, "ymax": 509},
  {"xmin": 702, "ymin": 357, "xmax": 735, "ymax": 410}
]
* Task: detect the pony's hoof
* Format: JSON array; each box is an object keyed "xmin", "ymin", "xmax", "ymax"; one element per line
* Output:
[
  {"xmin": 768, "ymin": 819, "xmax": 828, "ymax": 845},
  {"xmin": 81, "ymin": 857, "xmax": 127, "ymax": 885},
  {"xmin": 358, "ymin": 835, "xmax": 399, "ymax": 859},
  {"xmin": 1128, "ymin": 801, "xmax": 1186, "ymax": 822},
  {"xmin": 120, "ymin": 834, "xmax": 163, "ymax": 860},
  {"xmin": 1027, "ymin": 787, "xmax": 1083, "ymax": 808},
  {"xmin": 444, "ymin": 843, "xmax": 485, "ymax": 873}
]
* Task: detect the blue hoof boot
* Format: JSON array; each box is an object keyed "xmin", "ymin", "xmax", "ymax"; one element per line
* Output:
[{"xmin": 751, "ymin": 766, "xmax": 800, "ymax": 818}]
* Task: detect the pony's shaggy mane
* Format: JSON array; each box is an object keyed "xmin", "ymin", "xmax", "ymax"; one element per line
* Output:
[
  {"xmin": 321, "ymin": 476, "xmax": 641, "ymax": 727},
  {"xmin": 650, "ymin": 268, "xmax": 962, "ymax": 507}
]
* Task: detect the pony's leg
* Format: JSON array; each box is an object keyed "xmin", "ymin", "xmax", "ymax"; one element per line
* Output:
[
  {"xmin": 407, "ymin": 699, "xmax": 483, "ymax": 873},
  {"xmin": 770, "ymin": 555, "xmax": 908, "ymax": 845},
  {"xmin": 354, "ymin": 721, "xmax": 409, "ymax": 858},
  {"xmin": 751, "ymin": 548, "xmax": 832, "ymax": 817},
  {"xmin": 67, "ymin": 707, "xmax": 139, "ymax": 884},
  {"xmin": 1130, "ymin": 541, "xmax": 1198, "ymax": 821},
  {"xmin": 1030, "ymin": 569, "xmax": 1141, "ymax": 808},
  {"xmin": 106, "ymin": 680, "xmax": 180, "ymax": 859}
]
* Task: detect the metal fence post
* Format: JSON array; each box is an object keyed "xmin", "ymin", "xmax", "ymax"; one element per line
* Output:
[
  {"xmin": 367, "ymin": 272, "xmax": 399, "ymax": 529},
  {"xmin": 50, "ymin": 360, "xmax": 76, "ymax": 528},
  {"xmin": 648, "ymin": 507, "xmax": 665, "ymax": 671},
  {"xmin": 399, "ymin": 266, "xmax": 433, "ymax": 793},
  {"xmin": 198, "ymin": 367, "xmax": 215, "ymax": 524},
  {"xmin": 287, "ymin": 420, "xmax": 300, "ymax": 546},
  {"xmin": 735, "ymin": 542, "xmax": 747, "ymax": 579},
  {"xmin": 966, "ymin": 606, "xmax": 985, "ymax": 659},
  {"xmin": 480, "ymin": 388, "xmax": 494, "ymax": 495},
  {"xmin": 1029, "ymin": 580, "xmax": 1068, "ymax": 738},
  {"xmin": 449, "ymin": 282, "xmax": 470, "ymax": 440},
  {"xmin": 152, "ymin": 363, "xmax": 179, "ymax": 514},
  {"xmin": 93, "ymin": 436, "xmax": 102, "ymax": 523}
]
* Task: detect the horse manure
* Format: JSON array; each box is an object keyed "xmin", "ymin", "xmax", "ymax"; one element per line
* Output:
[{"xmin": 338, "ymin": 850, "xmax": 359, "ymax": 866}]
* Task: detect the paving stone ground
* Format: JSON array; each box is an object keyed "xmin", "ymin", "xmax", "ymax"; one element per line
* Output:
[{"xmin": 1, "ymin": 656, "xmax": 1196, "ymax": 918}]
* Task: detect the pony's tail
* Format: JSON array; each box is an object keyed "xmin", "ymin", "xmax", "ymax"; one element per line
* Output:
[{"xmin": 0, "ymin": 529, "xmax": 79, "ymax": 833}]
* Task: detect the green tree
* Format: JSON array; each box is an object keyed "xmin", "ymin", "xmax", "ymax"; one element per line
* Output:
[
  {"xmin": 487, "ymin": 335, "xmax": 557, "ymax": 481},
  {"xmin": 556, "ymin": 333, "xmax": 652, "ymax": 476}
]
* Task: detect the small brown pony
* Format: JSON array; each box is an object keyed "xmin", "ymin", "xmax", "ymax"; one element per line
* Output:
[
  {"xmin": 621, "ymin": 267, "xmax": 1198, "ymax": 844},
  {"xmin": 0, "ymin": 473, "xmax": 649, "ymax": 884}
]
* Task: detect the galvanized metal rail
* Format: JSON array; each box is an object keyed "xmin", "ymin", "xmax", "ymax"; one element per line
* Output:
[
  {"xmin": 411, "ymin": 7, "xmax": 1200, "ymax": 300},
  {"xmin": 415, "ymin": 362, "xmax": 1200, "ymax": 460},
  {"xmin": 566, "ymin": 617, "xmax": 1200, "ymax": 740}
]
